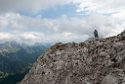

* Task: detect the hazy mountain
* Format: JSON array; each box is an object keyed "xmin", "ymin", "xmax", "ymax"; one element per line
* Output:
[
  {"xmin": 0, "ymin": 41, "xmax": 51, "ymax": 84},
  {"xmin": 20, "ymin": 30, "xmax": 125, "ymax": 84}
]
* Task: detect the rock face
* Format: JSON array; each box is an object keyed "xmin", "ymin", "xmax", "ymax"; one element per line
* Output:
[{"xmin": 19, "ymin": 31, "xmax": 125, "ymax": 84}]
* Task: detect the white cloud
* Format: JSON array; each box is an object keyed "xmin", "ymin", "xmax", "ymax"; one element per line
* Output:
[
  {"xmin": 74, "ymin": 0, "xmax": 125, "ymax": 14},
  {"xmin": 0, "ymin": 13, "xmax": 23, "ymax": 29},
  {"xmin": 73, "ymin": 0, "xmax": 125, "ymax": 23},
  {"xmin": 0, "ymin": 0, "xmax": 125, "ymax": 44},
  {"xmin": 111, "ymin": 10, "xmax": 125, "ymax": 20},
  {"xmin": 0, "ymin": 32, "xmax": 89, "ymax": 44},
  {"xmin": 0, "ymin": 0, "xmax": 73, "ymax": 14},
  {"xmin": 0, "ymin": 32, "xmax": 45, "ymax": 44},
  {"xmin": 0, "ymin": 0, "xmax": 125, "ymax": 20},
  {"xmin": 63, "ymin": 32, "xmax": 72, "ymax": 37},
  {"xmin": 0, "ymin": 12, "xmax": 124, "ymax": 44}
]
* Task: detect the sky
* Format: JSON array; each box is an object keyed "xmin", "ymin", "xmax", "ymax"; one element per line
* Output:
[{"xmin": 0, "ymin": 0, "xmax": 125, "ymax": 44}]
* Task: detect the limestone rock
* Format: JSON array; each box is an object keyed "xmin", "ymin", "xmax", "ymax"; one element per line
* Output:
[{"xmin": 19, "ymin": 31, "xmax": 125, "ymax": 84}]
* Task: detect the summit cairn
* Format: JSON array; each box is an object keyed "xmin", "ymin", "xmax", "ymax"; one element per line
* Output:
[{"xmin": 94, "ymin": 29, "xmax": 99, "ymax": 39}]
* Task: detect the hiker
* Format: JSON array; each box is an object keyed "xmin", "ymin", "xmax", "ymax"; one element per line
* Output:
[{"xmin": 94, "ymin": 29, "xmax": 99, "ymax": 39}]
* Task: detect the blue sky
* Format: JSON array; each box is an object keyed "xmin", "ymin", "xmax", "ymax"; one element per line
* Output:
[
  {"xmin": 0, "ymin": 0, "xmax": 125, "ymax": 44},
  {"xmin": 41, "ymin": 4, "xmax": 77, "ymax": 19}
]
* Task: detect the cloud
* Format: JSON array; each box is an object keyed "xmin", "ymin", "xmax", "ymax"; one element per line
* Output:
[
  {"xmin": 0, "ymin": 0, "xmax": 73, "ymax": 14},
  {"xmin": 0, "ymin": 13, "xmax": 23, "ymax": 30},
  {"xmin": 0, "ymin": 32, "xmax": 44, "ymax": 44},
  {"xmin": 111, "ymin": 10, "xmax": 125, "ymax": 20},
  {"xmin": 73, "ymin": 0, "xmax": 125, "ymax": 24},
  {"xmin": 74, "ymin": 0, "xmax": 125, "ymax": 14},
  {"xmin": 1, "ymin": 0, "xmax": 125, "ymax": 19},
  {"xmin": 0, "ymin": 0, "xmax": 125, "ymax": 44},
  {"xmin": 0, "ymin": 32, "xmax": 89, "ymax": 44},
  {"xmin": 0, "ymin": 12, "xmax": 124, "ymax": 44}
]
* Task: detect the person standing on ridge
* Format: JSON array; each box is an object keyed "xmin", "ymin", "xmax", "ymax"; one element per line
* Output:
[{"xmin": 94, "ymin": 29, "xmax": 99, "ymax": 39}]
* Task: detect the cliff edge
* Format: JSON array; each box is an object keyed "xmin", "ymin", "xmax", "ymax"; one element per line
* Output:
[{"xmin": 19, "ymin": 30, "xmax": 125, "ymax": 84}]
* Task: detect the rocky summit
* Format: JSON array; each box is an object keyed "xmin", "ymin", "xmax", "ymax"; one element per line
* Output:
[{"xmin": 19, "ymin": 30, "xmax": 125, "ymax": 84}]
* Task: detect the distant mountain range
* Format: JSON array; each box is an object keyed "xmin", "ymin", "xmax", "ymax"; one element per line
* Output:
[{"xmin": 0, "ymin": 41, "xmax": 51, "ymax": 84}]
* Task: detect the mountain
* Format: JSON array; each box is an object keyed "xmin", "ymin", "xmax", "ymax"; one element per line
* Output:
[
  {"xmin": 0, "ymin": 42, "xmax": 51, "ymax": 84},
  {"xmin": 0, "ymin": 41, "xmax": 21, "ymax": 54},
  {"xmin": 20, "ymin": 30, "xmax": 125, "ymax": 84}
]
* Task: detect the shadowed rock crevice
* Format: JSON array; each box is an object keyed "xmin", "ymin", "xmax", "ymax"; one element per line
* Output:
[{"xmin": 19, "ymin": 31, "xmax": 125, "ymax": 84}]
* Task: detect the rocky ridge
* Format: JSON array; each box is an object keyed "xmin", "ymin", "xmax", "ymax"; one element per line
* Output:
[{"xmin": 20, "ymin": 30, "xmax": 125, "ymax": 84}]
